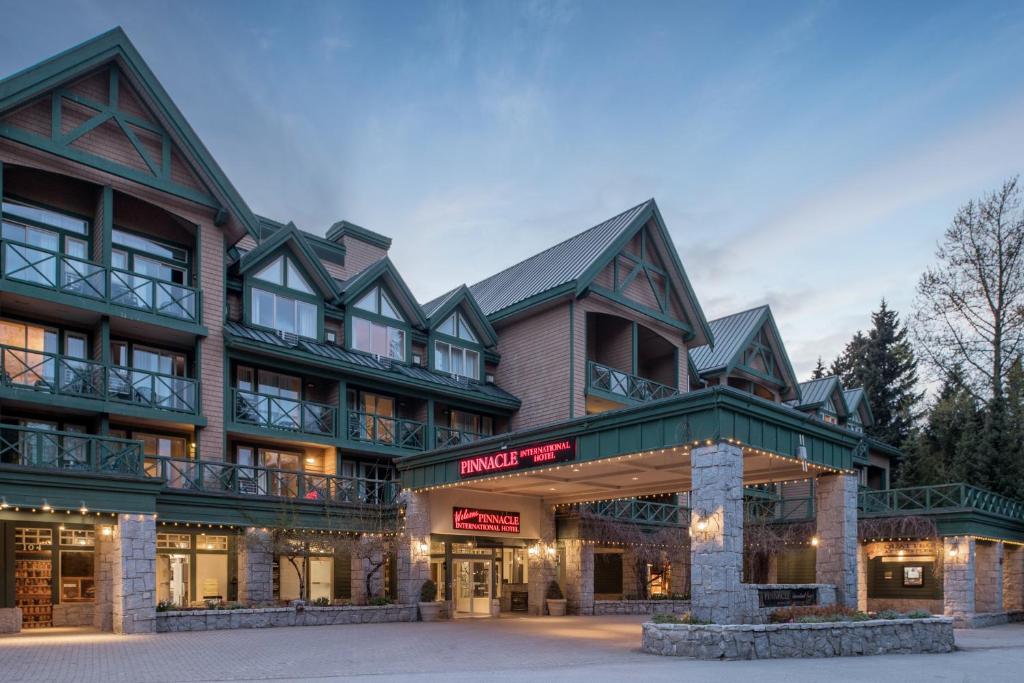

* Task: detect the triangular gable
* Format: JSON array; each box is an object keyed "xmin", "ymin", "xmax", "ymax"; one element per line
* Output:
[
  {"xmin": 340, "ymin": 257, "xmax": 427, "ymax": 329},
  {"xmin": 844, "ymin": 388, "xmax": 874, "ymax": 427},
  {"xmin": 423, "ymin": 285, "xmax": 498, "ymax": 348},
  {"xmin": 796, "ymin": 376, "xmax": 850, "ymax": 419},
  {"xmin": 577, "ymin": 199, "xmax": 713, "ymax": 347},
  {"xmin": 0, "ymin": 27, "xmax": 258, "ymax": 240},
  {"xmin": 237, "ymin": 223, "xmax": 339, "ymax": 300}
]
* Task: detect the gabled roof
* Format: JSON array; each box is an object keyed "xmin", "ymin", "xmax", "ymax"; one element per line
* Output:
[
  {"xmin": 467, "ymin": 199, "xmax": 713, "ymax": 345},
  {"xmin": 337, "ymin": 257, "xmax": 427, "ymax": 328},
  {"xmin": 326, "ymin": 220, "xmax": 392, "ymax": 250},
  {"xmin": 0, "ymin": 27, "xmax": 258, "ymax": 240},
  {"xmin": 793, "ymin": 376, "xmax": 850, "ymax": 417},
  {"xmin": 844, "ymin": 388, "xmax": 874, "ymax": 426},
  {"xmin": 688, "ymin": 305, "xmax": 800, "ymax": 401},
  {"xmin": 422, "ymin": 285, "xmax": 499, "ymax": 348},
  {"xmin": 236, "ymin": 223, "xmax": 340, "ymax": 300}
]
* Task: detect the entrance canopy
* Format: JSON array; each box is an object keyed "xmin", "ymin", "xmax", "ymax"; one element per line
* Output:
[{"xmin": 398, "ymin": 386, "xmax": 860, "ymax": 505}]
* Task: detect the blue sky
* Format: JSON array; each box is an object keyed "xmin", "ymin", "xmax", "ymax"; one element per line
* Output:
[{"xmin": 2, "ymin": 1, "xmax": 1023, "ymax": 379}]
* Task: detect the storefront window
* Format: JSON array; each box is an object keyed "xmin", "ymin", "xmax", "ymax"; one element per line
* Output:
[
  {"xmin": 196, "ymin": 553, "xmax": 228, "ymax": 602},
  {"xmin": 60, "ymin": 551, "xmax": 94, "ymax": 602}
]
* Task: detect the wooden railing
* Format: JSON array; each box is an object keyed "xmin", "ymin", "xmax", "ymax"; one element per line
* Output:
[
  {"xmin": 570, "ymin": 498, "xmax": 686, "ymax": 526},
  {"xmin": 1, "ymin": 237, "xmax": 200, "ymax": 323},
  {"xmin": 0, "ymin": 425, "xmax": 145, "ymax": 476},
  {"xmin": 0, "ymin": 344, "xmax": 198, "ymax": 414},
  {"xmin": 346, "ymin": 411, "xmax": 425, "ymax": 450},
  {"xmin": 859, "ymin": 484, "xmax": 1024, "ymax": 522},
  {"xmin": 232, "ymin": 388, "xmax": 337, "ymax": 437},
  {"xmin": 587, "ymin": 360, "xmax": 678, "ymax": 403},
  {"xmin": 434, "ymin": 426, "xmax": 489, "ymax": 448},
  {"xmin": 745, "ymin": 496, "xmax": 815, "ymax": 523}
]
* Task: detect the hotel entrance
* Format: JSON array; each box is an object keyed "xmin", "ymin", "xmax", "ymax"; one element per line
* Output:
[
  {"xmin": 454, "ymin": 558, "xmax": 490, "ymax": 615},
  {"xmin": 430, "ymin": 537, "xmax": 532, "ymax": 617}
]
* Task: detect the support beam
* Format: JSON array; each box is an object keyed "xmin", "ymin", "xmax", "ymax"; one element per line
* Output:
[{"xmin": 814, "ymin": 473, "xmax": 858, "ymax": 608}]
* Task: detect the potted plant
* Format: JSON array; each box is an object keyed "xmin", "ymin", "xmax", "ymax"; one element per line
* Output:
[
  {"xmin": 419, "ymin": 579, "xmax": 442, "ymax": 622},
  {"xmin": 545, "ymin": 580, "xmax": 567, "ymax": 616}
]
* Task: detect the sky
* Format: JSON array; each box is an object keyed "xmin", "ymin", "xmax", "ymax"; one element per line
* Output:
[{"xmin": 2, "ymin": 0, "xmax": 1023, "ymax": 380}]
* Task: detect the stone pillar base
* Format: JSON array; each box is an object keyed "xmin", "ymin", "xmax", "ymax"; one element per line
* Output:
[{"xmin": 0, "ymin": 607, "xmax": 22, "ymax": 634}]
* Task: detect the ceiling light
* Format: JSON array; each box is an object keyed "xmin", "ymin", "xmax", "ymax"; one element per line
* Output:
[
  {"xmin": 42, "ymin": 500, "xmax": 52, "ymax": 512},
  {"xmin": 631, "ymin": 476, "xmax": 639, "ymax": 481}
]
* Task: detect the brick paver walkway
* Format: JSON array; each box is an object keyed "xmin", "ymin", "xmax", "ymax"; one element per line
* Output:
[{"xmin": 2, "ymin": 615, "xmax": 1022, "ymax": 682}]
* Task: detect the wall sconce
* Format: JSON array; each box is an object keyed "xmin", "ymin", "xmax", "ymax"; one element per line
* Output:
[
  {"xmin": 947, "ymin": 541, "xmax": 959, "ymax": 558},
  {"xmin": 417, "ymin": 541, "xmax": 431, "ymax": 555},
  {"xmin": 42, "ymin": 500, "xmax": 52, "ymax": 512},
  {"xmin": 810, "ymin": 536, "xmax": 819, "ymax": 547},
  {"xmin": 545, "ymin": 546, "xmax": 556, "ymax": 558},
  {"xmin": 100, "ymin": 526, "xmax": 113, "ymax": 537},
  {"xmin": 188, "ymin": 442, "xmax": 197, "ymax": 458},
  {"xmin": 528, "ymin": 545, "xmax": 540, "ymax": 557}
]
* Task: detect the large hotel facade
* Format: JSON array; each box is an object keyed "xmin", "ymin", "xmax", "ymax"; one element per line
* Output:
[{"xmin": 0, "ymin": 29, "xmax": 1021, "ymax": 634}]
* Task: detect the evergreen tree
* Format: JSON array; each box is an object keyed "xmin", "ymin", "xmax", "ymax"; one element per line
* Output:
[
  {"xmin": 810, "ymin": 357, "xmax": 827, "ymax": 380},
  {"xmin": 833, "ymin": 301, "xmax": 923, "ymax": 448}
]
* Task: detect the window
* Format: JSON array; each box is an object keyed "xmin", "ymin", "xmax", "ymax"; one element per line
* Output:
[
  {"xmin": 111, "ymin": 230, "xmax": 189, "ymax": 286},
  {"xmin": 112, "ymin": 229, "xmax": 187, "ymax": 263},
  {"xmin": 251, "ymin": 287, "xmax": 317, "ymax": 338},
  {"xmin": 353, "ymin": 287, "xmax": 403, "ymax": 321},
  {"xmin": 60, "ymin": 550, "xmax": 95, "ymax": 603},
  {"xmin": 2, "ymin": 199, "xmax": 88, "ymax": 234},
  {"xmin": 435, "ymin": 341, "xmax": 479, "ymax": 380},
  {"xmin": 253, "ymin": 255, "xmax": 314, "ymax": 295},
  {"xmin": 351, "ymin": 317, "xmax": 405, "ymax": 360},
  {"xmin": 449, "ymin": 410, "xmax": 493, "ymax": 437},
  {"xmin": 438, "ymin": 311, "xmax": 478, "ymax": 343}
]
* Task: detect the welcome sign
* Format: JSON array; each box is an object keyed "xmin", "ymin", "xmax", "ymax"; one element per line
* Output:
[
  {"xmin": 458, "ymin": 439, "xmax": 575, "ymax": 478},
  {"xmin": 452, "ymin": 507, "xmax": 521, "ymax": 534}
]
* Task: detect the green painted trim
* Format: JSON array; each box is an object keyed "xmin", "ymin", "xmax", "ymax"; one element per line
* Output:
[
  {"xmin": 236, "ymin": 224, "xmax": 340, "ymax": 300},
  {"xmin": 100, "ymin": 185, "xmax": 113, "ymax": 266},
  {"xmin": 631, "ymin": 321, "xmax": 639, "ymax": 375},
  {"xmin": 339, "ymin": 257, "xmax": 427, "ymax": 328},
  {"xmin": 0, "ymin": 386, "xmax": 207, "ymax": 426},
  {"xmin": 483, "ymin": 282, "xmax": 576, "ymax": 324},
  {"xmin": 225, "ymin": 420, "xmax": 338, "ymax": 448},
  {"xmin": 325, "ymin": 220, "xmax": 392, "ymax": 250},
  {"xmin": 425, "ymin": 285, "xmax": 499, "ymax": 348},
  {"xmin": 587, "ymin": 285, "xmax": 693, "ymax": 334},
  {"xmin": 0, "ymin": 466, "xmax": 163, "ymax": 514},
  {"xmin": 243, "ymin": 278, "xmax": 325, "ymax": 343},
  {"xmin": 569, "ymin": 299, "xmax": 575, "ymax": 418}
]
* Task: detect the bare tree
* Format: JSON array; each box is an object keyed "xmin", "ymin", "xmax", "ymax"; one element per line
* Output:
[
  {"xmin": 576, "ymin": 513, "xmax": 688, "ymax": 599},
  {"xmin": 913, "ymin": 177, "xmax": 1024, "ymax": 400}
]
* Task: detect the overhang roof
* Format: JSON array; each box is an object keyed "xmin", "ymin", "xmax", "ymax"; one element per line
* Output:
[
  {"xmin": 844, "ymin": 388, "xmax": 874, "ymax": 426},
  {"xmin": 793, "ymin": 376, "xmax": 850, "ymax": 417}
]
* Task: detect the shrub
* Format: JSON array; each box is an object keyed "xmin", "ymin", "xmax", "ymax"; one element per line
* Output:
[
  {"xmin": 420, "ymin": 579, "xmax": 438, "ymax": 602},
  {"xmin": 310, "ymin": 597, "xmax": 331, "ymax": 607},
  {"xmin": 650, "ymin": 593, "xmax": 690, "ymax": 601},
  {"xmin": 652, "ymin": 612, "xmax": 709, "ymax": 625},
  {"xmin": 769, "ymin": 605, "xmax": 871, "ymax": 623},
  {"xmin": 876, "ymin": 609, "xmax": 904, "ymax": 620},
  {"xmin": 369, "ymin": 596, "xmax": 392, "ymax": 606},
  {"xmin": 156, "ymin": 600, "xmax": 175, "ymax": 612},
  {"xmin": 906, "ymin": 609, "xmax": 932, "ymax": 619},
  {"xmin": 545, "ymin": 580, "xmax": 564, "ymax": 601}
]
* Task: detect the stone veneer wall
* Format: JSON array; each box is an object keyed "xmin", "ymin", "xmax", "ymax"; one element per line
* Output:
[
  {"xmin": 867, "ymin": 598, "xmax": 943, "ymax": 615},
  {"xmin": 815, "ymin": 474, "xmax": 859, "ymax": 608},
  {"xmin": 563, "ymin": 539, "xmax": 594, "ymax": 615},
  {"xmin": 396, "ymin": 491, "xmax": 431, "ymax": 605},
  {"xmin": 111, "ymin": 513, "xmax": 157, "ymax": 634},
  {"xmin": 52, "ymin": 603, "xmax": 95, "ymax": 627},
  {"xmin": 0, "ymin": 608, "xmax": 22, "ymax": 634},
  {"xmin": 642, "ymin": 618, "xmax": 955, "ymax": 659},
  {"xmin": 527, "ymin": 504, "xmax": 558, "ymax": 615},
  {"xmin": 594, "ymin": 600, "xmax": 691, "ymax": 615},
  {"xmin": 237, "ymin": 528, "xmax": 274, "ymax": 604},
  {"xmin": 155, "ymin": 605, "xmax": 416, "ymax": 632}
]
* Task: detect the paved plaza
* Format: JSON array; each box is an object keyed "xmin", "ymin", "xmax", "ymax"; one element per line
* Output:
[{"xmin": 1, "ymin": 615, "xmax": 1023, "ymax": 682}]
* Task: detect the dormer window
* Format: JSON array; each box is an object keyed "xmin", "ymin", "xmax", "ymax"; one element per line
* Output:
[
  {"xmin": 353, "ymin": 287, "xmax": 402, "ymax": 320},
  {"xmin": 254, "ymin": 256, "xmax": 313, "ymax": 294},
  {"xmin": 435, "ymin": 341, "xmax": 479, "ymax": 380},
  {"xmin": 438, "ymin": 312, "xmax": 478, "ymax": 343}
]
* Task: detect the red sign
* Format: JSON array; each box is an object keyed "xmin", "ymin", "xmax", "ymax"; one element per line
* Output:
[
  {"xmin": 453, "ymin": 507, "xmax": 521, "ymax": 534},
  {"xmin": 458, "ymin": 439, "xmax": 575, "ymax": 478}
]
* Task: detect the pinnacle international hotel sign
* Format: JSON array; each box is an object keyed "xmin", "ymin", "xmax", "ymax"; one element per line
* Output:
[
  {"xmin": 453, "ymin": 507, "xmax": 521, "ymax": 534},
  {"xmin": 457, "ymin": 439, "xmax": 576, "ymax": 479}
]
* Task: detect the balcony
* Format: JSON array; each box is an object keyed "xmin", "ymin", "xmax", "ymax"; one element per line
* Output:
[
  {"xmin": 231, "ymin": 388, "xmax": 337, "ymax": 438},
  {"xmin": 587, "ymin": 360, "xmax": 678, "ymax": 404},
  {"xmin": 745, "ymin": 496, "xmax": 815, "ymax": 523},
  {"xmin": 0, "ymin": 344, "xmax": 199, "ymax": 415},
  {"xmin": 859, "ymin": 484, "xmax": 1024, "ymax": 522},
  {"xmin": 0, "ymin": 424, "xmax": 145, "ymax": 476},
  {"xmin": 346, "ymin": 411, "xmax": 425, "ymax": 451},
  {"xmin": 145, "ymin": 456, "xmax": 399, "ymax": 505},
  {"xmin": 567, "ymin": 498, "xmax": 686, "ymax": 527},
  {"xmin": 1, "ymin": 237, "xmax": 200, "ymax": 324},
  {"xmin": 434, "ymin": 425, "xmax": 489, "ymax": 448}
]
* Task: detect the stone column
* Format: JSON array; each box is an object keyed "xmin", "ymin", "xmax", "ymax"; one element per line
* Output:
[
  {"xmin": 93, "ymin": 527, "xmax": 114, "ymax": 631},
  {"xmin": 563, "ymin": 539, "xmax": 594, "ymax": 615},
  {"xmin": 397, "ymin": 491, "xmax": 432, "ymax": 605},
  {"xmin": 944, "ymin": 536, "xmax": 976, "ymax": 620},
  {"xmin": 690, "ymin": 441, "xmax": 744, "ymax": 624},
  {"xmin": 857, "ymin": 542, "xmax": 868, "ymax": 613},
  {"xmin": 237, "ymin": 528, "xmax": 274, "ymax": 605},
  {"xmin": 814, "ymin": 473, "xmax": 858, "ymax": 608},
  {"xmin": 974, "ymin": 541, "xmax": 1004, "ymax": 614},
  {"xmin": 111, "ymin": 513, "xmax": 157, "ymax": 634},
  {"xmin": 527, "ymin": 503, "xmax": 557, "ymax": 615},
  {"xmin": 1003, "ymin": 544, "xmax": 1024, "ymax": 611}
]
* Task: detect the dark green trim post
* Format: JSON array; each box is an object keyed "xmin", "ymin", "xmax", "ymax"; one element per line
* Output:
[
  {"xmin": 569, "ymin": 301, "xmax": 575, "ymax": 418},
  {"xmin": 0, "ymin": 522, "xmax": 11, "ymax": 608},
  {"xmin": 98, "ymin": 414, "xmax": 109, "ymax": 437},
  {"xmin": 100, "ymin": 316, "xmax": 111, "ymax": 366},
  {"xmin": 338, "ymin": 378, "xmax": 347, "ymax": 446},
  {"xmin": 673, "ymin": 347, "xmax": 680, "ymax": 389},
  {"xmin": 194, "ymin": 335, "xmax": 202, "ymax": 416},
  {"xmin": 631, "ymin": 322, "xmax": 639, "ymax": 375},
  {"xmin": 100, "ymin": 186, "xmax": 113, "ymax": 267},
  {"xmin": 0, "ymin": 160, "xmax": 4, "ymax": 207},
  {"xmin": 426, "ymin": 398, "xmax": 435, "ymax": 449}
]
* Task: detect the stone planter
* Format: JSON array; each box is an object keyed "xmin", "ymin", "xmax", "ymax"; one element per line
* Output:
[
  {"xmin": 546, "ymin": 599, "xmax": 567, "ymax": 616},
  {"xmin": 155, "ymin": 604, "xmax": 417, "ymax": 632},
  {"xmin": 642, "ymin": 617, "xmax": 955, "ymax": 660},
  {"xmin": 419, "ymin": 602, "xmax": 442, "ymax": 622},
  {"xmin": 0, "ymin": 607, "xmax": 22, "ymax": 634}
]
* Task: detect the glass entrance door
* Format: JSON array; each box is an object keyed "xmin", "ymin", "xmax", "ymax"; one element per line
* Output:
[{"xmin": 454, "ymin": 559, "xmax": 491, "ymax": 615}]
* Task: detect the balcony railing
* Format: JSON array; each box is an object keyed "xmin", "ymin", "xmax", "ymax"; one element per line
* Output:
[
  {"xmin": 434, "ymin": 425, "xmax": 489, "ymax": 448},
  {"xmin": 0, "ymin": 425, "xmax": 145, "ymax": 476},
  {"xmin": 232, "ymin": 388, "xmax": 337, "ymax": 437},
  {"xmin": 859, "ymin": 484, "xmax": 1024, "ymax": 522},
  {"xmin": 1, "ymin": 238, "xmax": 200, "ymax": 324},
  {"xmin": 0, "ymin": 344, "xmax": 198, "ymax": 414},
  {"xmin": 346, "ymin": 411, "xmax": 425, "ymax": 451},
  {"xmin": 570, "ymin": 499, "xmax": 686, "ymax": 527},
  {"xmin": 587, "ymin": 360, "xmax": 678, "ymax": 403},
  {"xmin": 145, "ymin": 456, "xmax": 399, "ymax": 505},
  {"xmin": 745, "ymin": 496, "xmax": 815, "ymax": 523}
]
